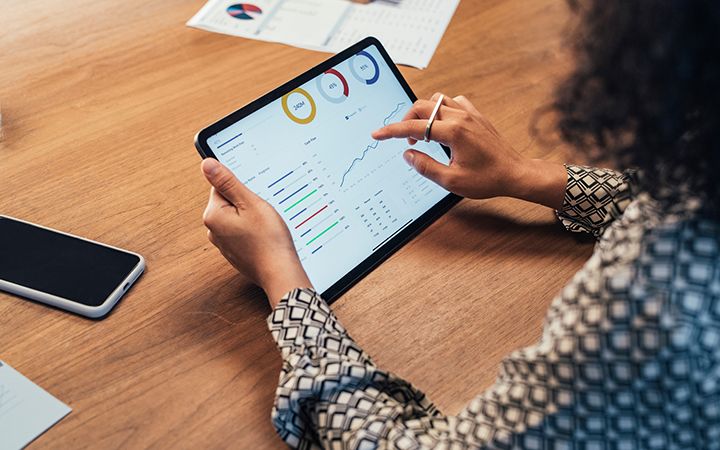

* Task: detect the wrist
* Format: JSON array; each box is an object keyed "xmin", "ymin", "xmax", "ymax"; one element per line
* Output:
[
  {"xmin": 256, "ymin": 254, "xmax": 313, "ymax": 308},
  {"xmin": 509, "ymin": 159, "xmax": 568, "ymax": 210}
]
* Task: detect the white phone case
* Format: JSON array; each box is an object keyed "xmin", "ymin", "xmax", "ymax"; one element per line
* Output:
[{"xmin": 0, "ymin": 215, "xmax": 145, "ymax": 318}]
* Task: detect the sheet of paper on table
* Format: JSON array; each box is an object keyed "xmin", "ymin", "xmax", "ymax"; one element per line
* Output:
[
  {"xmin": 187, "ymin": 0, "xmax": 460, "ymax": 69},
  {"xmin": 0, "ymin": 361, "xmax": 71, "ymax": 450}
]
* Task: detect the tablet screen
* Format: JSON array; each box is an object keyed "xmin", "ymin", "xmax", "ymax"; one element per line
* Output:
[{"xmin": 205, "ymin": 43, "xmax": 451, "ymax": 293}]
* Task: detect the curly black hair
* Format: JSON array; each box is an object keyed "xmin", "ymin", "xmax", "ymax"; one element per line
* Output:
[{"xmin": 553, "ymin": 0, "xmax": 720, "ymax": 216}]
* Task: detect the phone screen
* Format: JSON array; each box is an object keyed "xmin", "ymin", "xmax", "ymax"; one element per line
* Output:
[{"xmin": 0, "ymin": 217, "xmax": 142, "ymax": 307}]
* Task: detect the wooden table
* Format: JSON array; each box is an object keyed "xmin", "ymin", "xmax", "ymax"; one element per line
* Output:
[{"xmin": 0, "ymin": 1, "xmax": 593, "ymax": 447}]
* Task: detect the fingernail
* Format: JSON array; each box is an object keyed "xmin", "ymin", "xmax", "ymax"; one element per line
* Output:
[
  {"xmin": 403, "ymin": 151, "xmax": 414, "ymax": 165},
  {"xmin": 203, "ymin": 159, "xmax": 219, "ymax": 176}
]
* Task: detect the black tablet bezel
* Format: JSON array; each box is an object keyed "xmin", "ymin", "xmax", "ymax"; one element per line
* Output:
[{"xmin": 194, "ymin": 36, "xmax": 461, "ymax": 303}]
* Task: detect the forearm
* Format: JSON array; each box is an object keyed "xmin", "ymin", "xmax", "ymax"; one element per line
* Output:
[
  {"xmin": 268, "ymin": 287, "xmax": 633, "ymax": 449},
  {"xmin": 505, "ymin": 160, "xmax": 638, "ymax": 238},
  {"xmin": 267, "ymin": 289, "xmax": 437, "ymax": 448}
]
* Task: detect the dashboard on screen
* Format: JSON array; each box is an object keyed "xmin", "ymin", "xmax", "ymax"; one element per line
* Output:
[{"xmin": 202, "ymin": 42, "xmax": 453, "ymax": 293}]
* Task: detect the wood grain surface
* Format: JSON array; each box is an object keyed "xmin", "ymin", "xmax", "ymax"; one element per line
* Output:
[{"xmin": 0, "ymin": 0, "xmax": 593, "ymax": 448}]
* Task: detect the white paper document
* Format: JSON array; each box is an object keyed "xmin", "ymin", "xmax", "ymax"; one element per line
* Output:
[
  {"xmin": 0, "ymin": 361, "xmax": 71, "ymax": 450},
  {"xmin": 187, "ymin": 0, "xmax": 460, "ymax": 69}
]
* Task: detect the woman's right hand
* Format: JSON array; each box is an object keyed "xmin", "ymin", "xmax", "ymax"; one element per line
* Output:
[{"xmin": 372, "ymin": 93, "xmax": 567, "ymax": 209}]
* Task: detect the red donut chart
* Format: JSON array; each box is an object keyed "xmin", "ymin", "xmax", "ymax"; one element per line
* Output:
[
  {"xmin": 316, "ymin": 68, "xmax": 350, "ymax": 103},
  {"xmin": 325, "ymin": 69, "xmax": 349, "ymax": 96}
]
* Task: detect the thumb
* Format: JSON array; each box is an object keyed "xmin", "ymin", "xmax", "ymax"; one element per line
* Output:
[
  {"xmin": 201, "ymin": 158, "xmax": 252, "ymax": 205},
  {"xmin": 403, "ymin": 150, "xmax": 453, "ymax": 188}
]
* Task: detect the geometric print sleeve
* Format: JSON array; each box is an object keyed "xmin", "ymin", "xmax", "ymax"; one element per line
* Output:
[
  {"xmin": 267, "ymin": 204, "xmax": 720, "ymax": 449},
  {"xmin": 267, "ymin": 288, "xmax": 439, "ymax": 449},
  {"xmin": 556, "ymin": 164, "xmax": 637, "ymax": 238}
]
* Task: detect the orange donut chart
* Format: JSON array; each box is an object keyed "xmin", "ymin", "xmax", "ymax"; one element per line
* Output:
[{"xmin": 281, "ymin": 88, "xmax": 317, "ymax": 125}]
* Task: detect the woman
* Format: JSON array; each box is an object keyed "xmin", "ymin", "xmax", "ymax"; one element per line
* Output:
[{"xmin": 200, "ymin": 0, "xmax": 720, "ymax": 447}]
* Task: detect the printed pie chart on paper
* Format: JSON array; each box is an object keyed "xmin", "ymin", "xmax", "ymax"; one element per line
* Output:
[{"xmin": 226, "ymin": 3, "xmax": 262, "ymax": 20}]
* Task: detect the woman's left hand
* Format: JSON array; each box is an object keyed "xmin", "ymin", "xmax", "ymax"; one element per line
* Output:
[{"xmin": 200, "ymin": 158, "xmax": 312, "ymax": 307}]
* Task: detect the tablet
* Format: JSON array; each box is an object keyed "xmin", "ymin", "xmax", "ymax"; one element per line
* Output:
[{"xmin": 195, "ymin": 37, "xmax": 461, "ymax": 302}]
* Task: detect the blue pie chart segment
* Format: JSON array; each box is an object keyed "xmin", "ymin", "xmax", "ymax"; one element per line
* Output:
[
  {"xmin": 227, "ymin": 3, "xmax": 263, "ymax": 20},
  {"xmin": 350, "ymin": 51, "xmax": 380, "ymax": 85}
]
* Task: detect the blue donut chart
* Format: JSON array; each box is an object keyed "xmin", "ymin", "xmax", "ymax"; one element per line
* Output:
[{"xmin": 349, "ymin": 50, "xmax": 380, "ymax": 85}]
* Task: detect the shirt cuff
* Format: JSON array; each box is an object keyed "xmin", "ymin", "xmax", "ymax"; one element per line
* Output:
[
  {"xmin": 267, "ymin": 288, "xmax": 364, "ymax": 361},
  {"xmin": 555, "ymin": 164, "xmax": 635, "ymax": 237}
]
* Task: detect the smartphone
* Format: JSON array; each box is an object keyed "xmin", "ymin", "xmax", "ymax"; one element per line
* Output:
[{"xmin": 0, "ymin": 215, "xmax": 145, "ymax": 318}]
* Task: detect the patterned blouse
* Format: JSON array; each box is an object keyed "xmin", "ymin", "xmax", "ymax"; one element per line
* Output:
[{"xmin": 266, "ymin": 164, "xmax": 720, "ymax": 449}]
